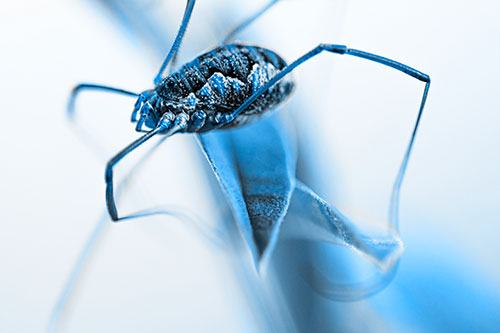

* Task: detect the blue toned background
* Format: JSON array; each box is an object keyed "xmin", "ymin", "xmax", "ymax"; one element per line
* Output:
[{"xmin": 1, "ymin": 0, "xmax": 499, "ymax": 332}]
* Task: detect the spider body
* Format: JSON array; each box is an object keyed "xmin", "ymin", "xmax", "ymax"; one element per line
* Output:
[
  {"xmin": 133, "ymin": 44, "xmax": 294, "ymax": 133},
  {"xmin": 67, "ymin": 0, "xmax": 430, "ymax": 223}
]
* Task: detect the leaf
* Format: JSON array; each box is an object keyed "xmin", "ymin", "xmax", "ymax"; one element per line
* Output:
[
  {"xmin": 199, "ymin": 113, "xmax": 296, "ymax": 267},
  {"xmin": 278, "ymin": 181, "xmax": 404, "ymax": 301},
  {"xmin": 283, "ymin": 181, "xmax": 404, "ymax": 271}
]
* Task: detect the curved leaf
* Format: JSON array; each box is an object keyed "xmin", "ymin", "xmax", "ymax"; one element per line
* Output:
[{"xmin": 199, "ymin": 113, "xmax": 296, "ymax": 267}]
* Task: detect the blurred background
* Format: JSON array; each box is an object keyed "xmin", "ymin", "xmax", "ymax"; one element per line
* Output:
[{"xmin": 1, "ymin": 0, "xmax": 499, "ymax": 332}]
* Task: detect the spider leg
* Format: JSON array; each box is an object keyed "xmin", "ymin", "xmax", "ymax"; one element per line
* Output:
[
  {"xmin": 220, "ymin": 0, "xmax": 280, "ymax": 44},
  {"xmin": 168, "ymin": 0, "xmax": 280, "ymax": 73},
  {"xmin": 48, "ymin": 117, "xmax": 206, "ymax": 333},
  {"xmin": 105, "ymin": 113, "xmax": 189, "ymax": 221},
  {"xmin": 67, "ymin": 83, "xmax": 139, "ymax": 120},
  {"xmin": 66, "ymin": 83, "xmax": 140, "ymax": 159},
  {"xmin": 227, "ymin": 43, "xmax": 430, "ymax": 228},
  {"xmin": 154, "ymin": 0, "xmax": 196, "ymax": 85}
]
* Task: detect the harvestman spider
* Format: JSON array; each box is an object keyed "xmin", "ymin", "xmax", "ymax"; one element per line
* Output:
[{"xmin": 67, "ymin": 0, "xmax": 430, "ymax": 228}]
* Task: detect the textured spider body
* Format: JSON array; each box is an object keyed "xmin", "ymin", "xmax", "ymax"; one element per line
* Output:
[
  {"xmin": 133, "ymin": 44, "xmax": 294, "ymax": 133},
  {"xmin": 67, "ymin": 0, "xmax": 430, "ymax": 223}
]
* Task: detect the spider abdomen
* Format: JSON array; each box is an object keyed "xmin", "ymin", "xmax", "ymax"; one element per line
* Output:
[{"xmin": 156, "ymin": 44, "xmax": 295, "ymax": 132}]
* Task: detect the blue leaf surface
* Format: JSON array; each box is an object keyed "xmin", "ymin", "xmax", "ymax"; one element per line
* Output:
[
  {"xmin": 285, "ymin": 181, "xmax": 403, "ymax": 270},
  {"xmin": 199, "ymin": 113, "xmax": 296, "ymax": 266},
  {"xmin": 199, "ymin": 111, "xmax": 404, "ymax": 276}
]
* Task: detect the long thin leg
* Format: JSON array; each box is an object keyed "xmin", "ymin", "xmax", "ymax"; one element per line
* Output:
[
  {"xmin": 230, "ymin": 44, "xmax": 429, "ymax": 121},
  {"xmin": 154, "ymin": 0, "xmax": 196, "ymax": 85},
  {"xmin": 168, "ymin": 53, "xmax": 181, "ymax": 76},
  {"xmin": 48, "ymin": 127, "xmax": 223, "ymax": 332},
  {"xmin": 389, "ymin": 81, "xmax": 430, "ymax": 228},
  {"xmin": 167, "ymin": 0, "xmax": 276, "ymax": 74},
  {"xmin": 226, "ymin": 43, "xmax": 430, "ymax": 229},
  {"xmin": 220, "ymin": 0, "xmax": 280, "ymax": 44},
  {"xmin": 67, "ymin": 83, "xmax": 140, "ymax": 160},
  {"xmin": 105, "ymin": 113, "xmax": 189, "ymax": 221},
  {"xmin": 67, "ymin": 83, "xmax": 139, "ymax": 119}
]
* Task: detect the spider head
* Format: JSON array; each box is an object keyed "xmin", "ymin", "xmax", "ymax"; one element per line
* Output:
[{"xmin": 131, "ymin": 90, "xmax": 160, "ymax": 132}]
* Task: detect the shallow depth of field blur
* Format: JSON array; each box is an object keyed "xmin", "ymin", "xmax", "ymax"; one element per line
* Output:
[{"xmin": 1, "ymin": 0, "xmax": 499, "ymax": 332}]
